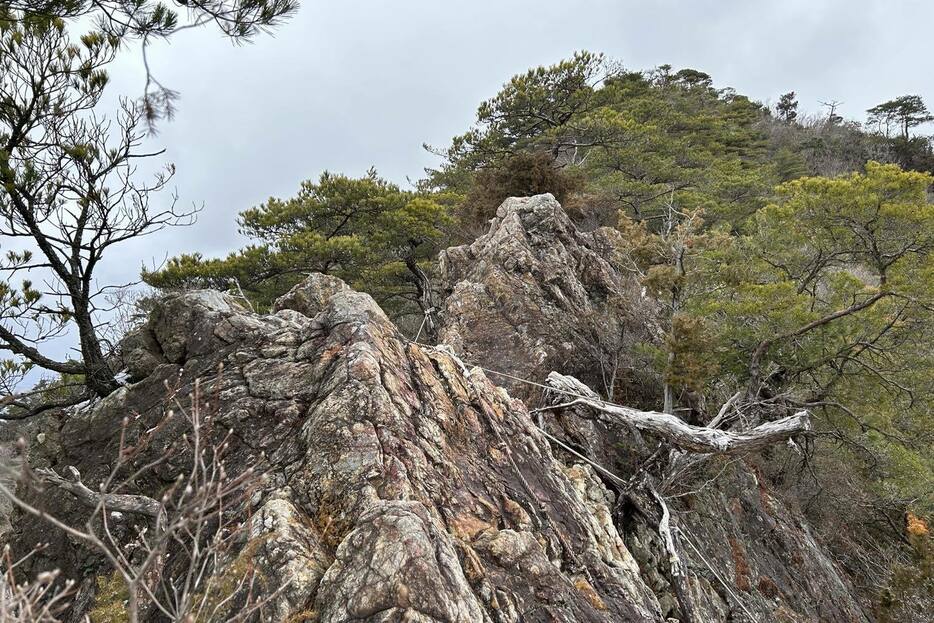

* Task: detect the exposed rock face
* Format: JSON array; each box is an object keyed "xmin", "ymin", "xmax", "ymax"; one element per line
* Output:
[
  {"xmin": 1, "ymin": 198, "xmax": 871, "ymax": 623},
  {"xmin": 436, "ymin": 198, "xmax": 871, "ymax": 623},
  {"xmin": 7, "ymin": 273, "xmax": 664, "ymax": 622},
  {"xmin": 438, "ymin": 194, "xmax": 658, "ymax": 403},
  {"xmin": 643, "ymin": 461, "xmax": 870, "ymax": 623}
]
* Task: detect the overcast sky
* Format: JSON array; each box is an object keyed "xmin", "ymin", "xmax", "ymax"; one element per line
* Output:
[{"xmin": 89, "ymin": 0, "xmax": 934, "ymax": 291}]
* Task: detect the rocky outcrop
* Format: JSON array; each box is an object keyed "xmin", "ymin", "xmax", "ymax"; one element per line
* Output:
[
  {"xmin": 436, "ymin": 197, "xmax": 871, "ymax": 623},
  {"xmin": 6, "ymin": 273, "xmax": 665, "ymax": 622},
  {"xmin": 438, "ymin": 194, "xmax": 659, "ymax": 403},
  {"xmin": 0, "ymin": 196, "xmax": 871, "ymax": 623}
]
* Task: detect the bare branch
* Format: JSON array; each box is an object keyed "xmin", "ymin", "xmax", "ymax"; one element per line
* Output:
[
  {"xmin": 538, "ymin": 372, "xmax": 810, "ymax": 455},
  {"xmin": 34, "ymin": 466, "xmax": 162, "ymax": 518}
]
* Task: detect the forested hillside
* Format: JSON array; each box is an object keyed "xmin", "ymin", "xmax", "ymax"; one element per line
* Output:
[
  {"xmin": 143, "ymin": 52, "xmax": 934, "ymax": 619},
  {"xmin": 0, "ymin": 13, "xmax": 931, "ymax": 619}
]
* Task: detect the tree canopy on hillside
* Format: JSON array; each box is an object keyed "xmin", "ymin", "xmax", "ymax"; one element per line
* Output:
[
  {"xmin": 427, "ymin": 53, "xmax": 775, "ymax": 229},
  {"xmin": 143, "ymin": 170, "xmax": 452, "ymax": 328}
]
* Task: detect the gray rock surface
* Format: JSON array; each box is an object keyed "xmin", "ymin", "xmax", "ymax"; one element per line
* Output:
[
  {"xmin": 0, "ymin": 195, "xmax": 872, "ymax": 623},
  {"xmin": 438, "ymin": 194, "xmax": 659, "ymax": 403},
  {"xmin": 436, "ymin": 196, "xmax": 871, "ymax": 623},
  {"xmin": 5, "ymin": 275, "xmax": 663, "ymax": 622}
]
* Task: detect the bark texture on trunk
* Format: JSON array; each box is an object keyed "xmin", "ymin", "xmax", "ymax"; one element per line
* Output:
[{"xmin": 36, "ymin": 466, "xmax": 161, "ymax": 518}]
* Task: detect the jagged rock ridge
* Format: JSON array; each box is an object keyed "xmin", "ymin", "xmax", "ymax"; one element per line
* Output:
[
  {"xmin": 11, "ymin": 274, "xmax": 663, "ymax": 621},
  {"xmin": 440, "ymin": 194, "xmax": 870, "ymax": 623},
  {"xmin": 438, "ymin": 194, "xmax": 659, "ymax": 403},
  {"xmin": 1, "ymin": 195, "xmax": 871, "ymax": 623}
]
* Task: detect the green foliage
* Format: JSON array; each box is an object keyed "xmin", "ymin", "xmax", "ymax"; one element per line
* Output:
[
  {"xmin": 1, "ymin": 0, "xmax": 296, "ymax": 125},
  {"xmin": 460, "ymin": 150, "xmax": 584, "ymax": 231},
  {"xmin": 433, "ymin": 56, "xmax": 934, "ymax": 236},
  {"xmin": 612, "ymin": 162, "xmax": 934, "ymax": 588},
  {"xmin": 861, "ymin": 94, "xmax": 934, "ymax": 174},
  {"xmin": 776, "ymin": 92, "xmax": 798, "ymax": 122},
  {"xmin": 145, "ymin": 169, "xmax": 452, "ymax": 317},
  {"xmin": 608, "ymin": 141, "xmax": 934, "ymax": 611},
  {"xmin": 676, "ymin": 164, "xmax": 934, "ymax": 519},
  {"xmin": 429, "ymin": 53, "xmax": 775, "ymax": 230},
  {"xmin": 771, "ymin": 146, "xmax": 809, "ymax": 182},
  {"xmin": 0, "ymin": 11, "xmax": 133, "ymax": 399},
  {"xmin": 87, "ymin": 572, "xmax": 128, "ymax": 623},
  {"xmin": 867, "ymin": 95, "xmax": 934, "ymax": 140},
  {"xmin": 694, "ymin": 162, "xmax": 933, "ymax": 373},
  {"xmin": 436, "ymin": 50, "xmax": 610, "ymax": 173},
  {"xmin": 617, "ymin": 208, "xmax": 731, "ymax": 396},
  {"xmin": 0, "ymin": 0, "xmax": 295, "ymax": 42},
  {"xmin": 877, "ymin": 515, "xmax": 934, "ymax": 622},
  {"xmin": 665, "ymin": 313, "xmax": 718, "ymax": 393}
]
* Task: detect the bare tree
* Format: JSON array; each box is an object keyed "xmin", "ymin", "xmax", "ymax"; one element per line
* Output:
[
  {"xmin": 0, "ymin": 16, "xmax": 195, "ymax": 409},
  {"xmin": 539, "ymin": 371, "xmax": 810, "ymax": 456},
  {"xmin": 0, "ymin": 544, "xmax": 75, "ymax": 622},
  {"xmin": 538, "ymin": 371, "xmax": 812, "ymax": 623},
  {"xmin": 0, "ymin": 375, "xmax": 277, "ymax": 622},
  {"xmin": 819, "ymin": 100, "xmax": 844, "ymax": 126}
]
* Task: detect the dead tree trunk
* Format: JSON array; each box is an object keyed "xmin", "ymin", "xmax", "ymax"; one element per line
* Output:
[
  {"xmin": 541, "ymin": 372, "xmax": 810, "ymax": 455},
  {"xmin": 650, "ymin": 484, "xmax": 697, "ymax": 623},
  {"xmin": 539, "ymin": 372, "xmax": 809, "ymax": 623},
  {"xmin": 405, "ymin": 256, "xmax": 438, "ymax": 342},
  {"xmin": 36, "ymin": 466, "xmax": 161, "ymax": 518}
]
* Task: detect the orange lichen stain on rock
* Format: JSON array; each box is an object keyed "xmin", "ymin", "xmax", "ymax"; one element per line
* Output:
[
  {"xmin": 729, "ymin": 536, "xmax": 752, "ymax": 592},
  {"xmin": 488, "ymin": 446, "xmax": 507, "ymax": 465},
  {"xmin": 349, "ymin": 353, "xmax": 380, "ymax": 380},
  {"xmin": 314, "ymin": 343, "xmax": 345, "ymax": 371},
  {"xmin": 574, "ymin": 577, "xmax": 608, "ymax": 611},
  {"xmin": 486, "ymin": 401, "xmax": 507, "ymax": 423},
  {"xmin": 757, "ymin": 574, "xmax": 781, "ymax": 598},
  {"xmin": 321, "ymin": 343, "xmax": 344, "ymax": 358},
  {"xmin": 502, "ymin": 496, "xmax": 532, "ymax": 529},
  {"xmin": 449, "ymin": 512, "xmax": 496, "ymax": 541},
  {"xmin": 907, "ymin": 512, "xmax": 929, "ymax": 537},
  {"xmin": 455, "ymin": 540, "xmax": 487, "ymax": 583}
]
